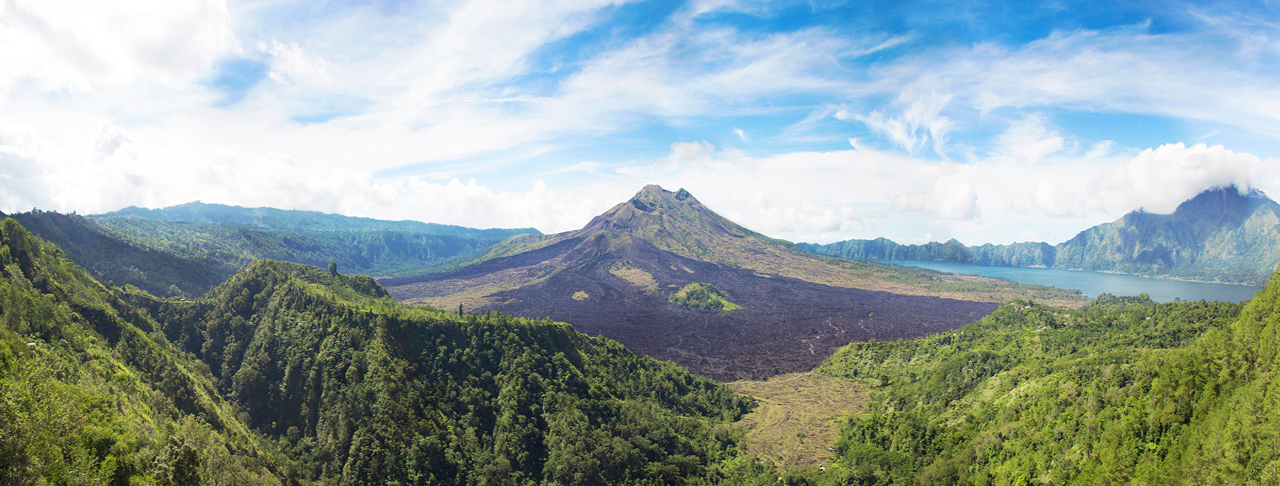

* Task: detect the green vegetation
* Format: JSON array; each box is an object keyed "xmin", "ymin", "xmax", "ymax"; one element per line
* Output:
[
  {"xmin": 0, "ymin": 217, "xmax": 282, "ymax": 484},
  {"xmin": 0, "ymin": 216, "xmax": 777, "ymax": 484},
  {"xmin": 10, "ymin": 210, "xmax": 233, "ymax": 299},
  {"xmin": 127, "ymin": 260, "xmax": 758, "ymax": 484},
  {"xmin": 803, "ymin": 287, "xmax": 1280, "ymax": 484},
  {"xmin": 670, "ymin": 282, "xmax": 743, "ymax": 311}
]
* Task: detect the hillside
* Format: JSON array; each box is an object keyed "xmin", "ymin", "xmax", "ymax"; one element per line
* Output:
[
  {"xmin": 805, "ymin": 285, "xmax": 1280, "ymax": 484},
  {"xmin": 383, "ymin": 185, "xmax": 1082, "ymax": 380},
  {"xmin": 92, "ymin": 201, "xmax": 538, "ymax": 240},
  {"xmin": 0, "ymin": 217, "xmax": 283, "ymax": 483},
  {"xmin": 802, "ymin": 186, "xmax": 1280, "ymax": 286},
  {"xmin": 9, "ymin": 210, "xmax": 235, "ymax": 298}
]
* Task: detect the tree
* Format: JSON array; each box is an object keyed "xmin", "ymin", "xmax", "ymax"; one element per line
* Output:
[{"xmin": 328, "ymin": 262, "xmax": 337, "ymax": 276}]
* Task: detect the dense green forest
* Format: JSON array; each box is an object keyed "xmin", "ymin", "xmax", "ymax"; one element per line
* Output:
[
  {"xmin": 0, "ymin": 217, "xmax": 778, "ymax": 485},
  {"xmin": 0, "ymin": 217, "xmax": 281, "ymax": 484},
  {"xmin": 810, "ymin": 289, "xmax": 1280, "ymax": 484}
]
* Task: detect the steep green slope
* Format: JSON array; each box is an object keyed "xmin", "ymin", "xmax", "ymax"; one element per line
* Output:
[
  {"xmin": 10, "ymin": 210, "xmax": 233, "ymax": 298},
  {"xmin": 93, "ymin": 201, "xmax": 538, "ymax": 240},
  {"xmin": 123, "ymin": 259, "xmax": 762, "ymax": 484},
  {"xmin": 810, "ymin": 282, "xmax": 1280, "ymax": 484},
  {"xmin": 0, "ymin": 218, "xmax": 283, "ymax": 484},
  {"xmin": 95, "ymin": 216, "xmax": 504, "ymax": 277},
  {"xmin": 802, "ymin": 186, "xmax": 1280, "ymax": 285}
]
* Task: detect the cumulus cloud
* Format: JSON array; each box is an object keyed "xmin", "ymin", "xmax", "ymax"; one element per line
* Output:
[
  {"xmin": 260, "ymin": 40, "xmax": 330, "ymax": 86},
  {"xmin": 891, "ymin": 169, "xmax": 980, "ymax": 220},
  {"xmin": 990, "ymin": 114, "xmax": 1066, "ymax": 165},
  {"xmin": 1089, "ymin": 142, "xmax": 1269, "ymax": 213},
  {"xmin": 664, "ymin": 140, "xmax": 717, "ymax": 168}
]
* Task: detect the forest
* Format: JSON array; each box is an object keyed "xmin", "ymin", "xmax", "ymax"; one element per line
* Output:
[{"xmin": 809, "ymin": 291, "xmax": 1280, "ymax": 484}]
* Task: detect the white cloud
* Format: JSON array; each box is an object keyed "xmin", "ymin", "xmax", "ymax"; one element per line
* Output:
[
  {"xmin": 260, "ymin": 40, "xmax": 330, "ymax": 86},
  {"xmin": 891, "ymin": 169, "xmax": 979, "ymax": 220},
  {"xmin": 990, "ymin": 114, "xmax": 1065, "ymax": 165},
  {"xmin": 0, "ymin": 0, "xmax": 234, "ymax": 95},
  {"xmin": 664, "ymin": 140, "xmax": 717, "ymax": 168},
  {"xmin": 1089, "ymin": 142, "xmax": 1270, "ymax": 213},
  {"xmin": 848, "ymin": 87, "xmax": 954, "ymax": 156},
  {"xmin": 887, "ymin": 25, "xmax": 1280, "ymax": 140}
]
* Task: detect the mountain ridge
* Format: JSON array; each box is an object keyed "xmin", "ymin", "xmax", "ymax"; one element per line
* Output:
[
  {"xmin": 92, "ymin": 200, "xmax": 540, "ymax": 240},
  {"xmin": 801, "ymin": 185, "xmax": 1280, "ymax": 286}
]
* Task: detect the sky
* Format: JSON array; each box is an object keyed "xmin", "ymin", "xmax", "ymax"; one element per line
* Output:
[{"xmin": 3, "ymin": 0, "xmax": 1280, "ymax": 246}]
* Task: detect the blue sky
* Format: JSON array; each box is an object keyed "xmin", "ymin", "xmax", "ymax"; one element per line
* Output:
[{"xmin": 2, "ymin": 0, "xmax": 1280, "ymax": 245}]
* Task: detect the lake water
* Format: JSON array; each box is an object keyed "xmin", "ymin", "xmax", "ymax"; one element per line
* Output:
[{"xmin": 886, "ymin": 260, "xmax": 1263, "ymax": 303}]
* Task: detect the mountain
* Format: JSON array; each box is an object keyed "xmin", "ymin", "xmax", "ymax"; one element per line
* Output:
[
  {"xmin": 92, "ymin": 201, "xmax": 538, "ymax": 240},
  {"xmin": 3, "ymin": 203, "xmax": 530, "ymax": 299},
  {"xmin": 801, "ymin": 186, "xmax": 1280, "ymax": 286},
  {"xmin": 93, "ymin": 216, "xmax": 507, "ymax": 278},
  {"xmin": 382, "ymin": 185, "xmax": 1082, "ymax": 380},
  {"xmin": 0, "ymin": 217, "xmax": 775, "ymax": 484}
]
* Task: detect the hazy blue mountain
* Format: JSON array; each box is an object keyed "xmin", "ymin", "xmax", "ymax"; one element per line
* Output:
[
  {"xmin": 91, "ymin": 201, "xmax": 539, "ymax": 240},
  {"xmin": 801, "ymin": 186, "xmax": 1280, "ymax": 286},
  {"xmin": 93, "ymin": 216, "xmax": 506, "ymax": 278}
]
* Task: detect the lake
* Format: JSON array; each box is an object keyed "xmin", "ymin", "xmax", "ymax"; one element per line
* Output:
[{"xmin": 886, "ymin": 260, "xmax": 1262, "ymax": 303}]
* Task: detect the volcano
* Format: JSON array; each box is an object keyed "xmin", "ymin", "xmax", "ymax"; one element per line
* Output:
[{"xmin": 382, "ymin": 185, "xmax": 1000, "ymax": 380}]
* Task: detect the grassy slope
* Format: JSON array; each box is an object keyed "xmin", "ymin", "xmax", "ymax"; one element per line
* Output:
[{"xmin": 728, "ymin": 373, "xmax": 867, "ymax": 470}]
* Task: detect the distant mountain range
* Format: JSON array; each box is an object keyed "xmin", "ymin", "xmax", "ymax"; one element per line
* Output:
[
  {"xmin": 382, "ymin": 185, "xmax": 1080, "ymax": 380},
  {"xmin": 5, "ymin": 203, "xmax": 537, "ymax": 298},
  {"xmin": 800, "ymin": 186, "xmax": 1280, "ymax": 286},
  {"xmin": 93, "ymin": 201, "xmax": 538, "ymax": 240}
]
